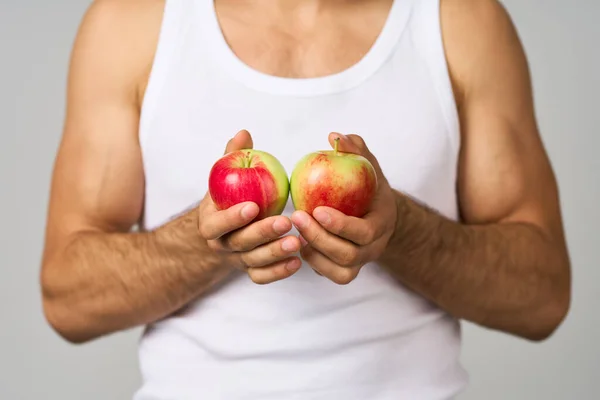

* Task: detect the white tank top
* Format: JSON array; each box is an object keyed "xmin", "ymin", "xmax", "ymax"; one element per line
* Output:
[{"xmin": 134, "ymin": 0, "xmax": 468, "ymax": 398}]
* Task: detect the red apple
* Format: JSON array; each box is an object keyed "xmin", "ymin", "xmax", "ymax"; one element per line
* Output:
[
  {"xmin": 208, "ymin": 149, "xmax": 289, "ymax": 220},
  {"xmin": 290, "ymin": 138, "xmax": 377, "ymax": 218}
]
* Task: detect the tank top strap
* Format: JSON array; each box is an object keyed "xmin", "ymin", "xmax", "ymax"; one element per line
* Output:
[{"xmin": 407, "ymin": 0, "xmax": 461, "ymax": 153}]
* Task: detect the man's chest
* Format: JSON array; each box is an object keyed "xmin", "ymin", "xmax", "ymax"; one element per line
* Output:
[
  {"xmin": 213, "ymin": 0, "xmax": 393, "ymax": 78},
  {"xmin": 139, "ymin": 0, "xmax": 461, "ymax": 228}
]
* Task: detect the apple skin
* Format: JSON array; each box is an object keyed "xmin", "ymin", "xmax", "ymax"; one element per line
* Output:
[
  {"xmin": 290, "ymin": 148, "xmax": 377, "ymax": 218},
  {"xmin": 208, "ymin": 149, "xmax": 289, "ymax": 220}
]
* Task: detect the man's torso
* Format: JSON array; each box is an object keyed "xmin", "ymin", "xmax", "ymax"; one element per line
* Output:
[{"xmin": 129, "ymin": 0, "xmax": 468, "ymax": 398}]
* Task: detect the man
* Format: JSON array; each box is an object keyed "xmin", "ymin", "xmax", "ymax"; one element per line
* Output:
[{"xmin": 41, "ymin": 0, "xmax": 571, "ymax": 398}]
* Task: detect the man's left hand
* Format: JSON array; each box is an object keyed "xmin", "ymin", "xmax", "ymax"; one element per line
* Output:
[{"xmin": 291, "ymin": 133, "xmax": 398, "ymax": 284}]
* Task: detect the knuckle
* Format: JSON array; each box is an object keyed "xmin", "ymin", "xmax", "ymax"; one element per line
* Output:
[
  {"xmin": 363, "ymin": 224, "xmax": 376, "ymax": 244},
  {"xmin": 310, "ymin": 230, "xmax": 321, "ymax": 245},
  {"xmin": 349, "ymin": 247, "xmax": 361, "ymax": 265},
  {"xmin": 239, "ymin": 253, "xmax": 252, "ymax": 268},
  {"xmin": 207, "ymin": 239, "xmax": 222, "ymax": 251},
  {"xmin": 333, "ymin": 219, "xmax": 347, "ymax": 236},
  {"xmin": 333, "ymin": 269, "xmax": 355, "ymax": 285},
  {"xmin": 247, "ymin": 270, "xmax": 268, "ymax": 285},
  {"xmin": 230, "ymin": 254, "xmax": 246, "ymax": 271},
  {"xmin": 270, "ymin": 241, "xmax": 282, "ymax": 259},
  {"xmin": 198, "ymin": 221, "xmax": 208, "ymax": 239},
  {"xmin": 337, "ymin": 252, "xmax": 352, "ymax": 267},
  {"xmin": 339, "ymin": 247, "xmax": 359, "ymax": 267},
  {"xmin": 226, "ymin": 235, "xmax": 243, "ymax": 251},
  {"xmin": 259, "ymin": 221, "xmax": 273, "ymax": 241},
  {"xmin": 300, "ymin": 245, "xmax": 314, "ymax": 260}
]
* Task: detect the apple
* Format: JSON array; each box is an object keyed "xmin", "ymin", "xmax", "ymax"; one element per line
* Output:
[
  {"xmin": 208, "ymin": 149, "xmax": 289, "ymax": 220},
  {"xmin": 290, "ymin": 138, "xmax": 377, "ymax": 218}
]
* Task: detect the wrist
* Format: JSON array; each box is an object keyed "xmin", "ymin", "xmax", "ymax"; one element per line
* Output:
[
  {"xmin": 385, "ymin": 191, "xmax": 410, "ymax": 252},
  {"xmin": 381, "ymin": 191, "xmax": 441, "ymax": 267},
  {"xmin": 154, "ymin": 209, "xmax": 230, "ymax": 279}
]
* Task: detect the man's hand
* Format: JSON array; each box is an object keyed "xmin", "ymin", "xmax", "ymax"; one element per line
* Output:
[
  {"xmin": 197, "ymin": 130, "xmax": 302, "ymax": 284},
  {"xmin": 291, "ymin": 133, "xmax": 397, "ymax": 285}
]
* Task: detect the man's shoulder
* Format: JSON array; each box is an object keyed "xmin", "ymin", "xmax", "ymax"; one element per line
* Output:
[
  {"xmin": 84, "ymin": 0, "xmax": 165, "ymax": 23},
  {"xmin": 73, "ymin": 0, "xmax": 165, "ymax": 102},
  {"xmin": 79, "ymin": 0, "xmax": 165, "ymax": 52},
  {"xmin": 440, "ymin": 0, "xmax": 516, "ymax": 47},
  {"xmin": 440, "ymin": 0, "xmax": 526, "ymax": 103}
]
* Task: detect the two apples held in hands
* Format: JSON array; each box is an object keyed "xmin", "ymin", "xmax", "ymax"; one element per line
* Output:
[{"xmin": 204, "ymin": 129, "xmax": 397, "ymax": 285}]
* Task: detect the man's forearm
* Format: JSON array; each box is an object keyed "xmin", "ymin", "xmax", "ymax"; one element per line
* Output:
[
  {"xmin": 41, "ymin": 209, "xmax": 230, "ymax": 343},
  {"xmin": 379, "ymin": 191, "xmax": 571, "ymax": 340}
]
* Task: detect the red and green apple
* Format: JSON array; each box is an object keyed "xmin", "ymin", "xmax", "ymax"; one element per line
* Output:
[
  {"xmin": 208, "ymin": 149, "xmax": 289, "ymax": 220},
  {"xmin": 290, "ymin": 138, "xmax": 377, "ymax": 218}
]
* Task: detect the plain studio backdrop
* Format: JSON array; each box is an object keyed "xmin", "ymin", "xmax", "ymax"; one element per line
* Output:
[{"xmin": 1, "ymin": 1, "xmax": 598, "ymax": 399}]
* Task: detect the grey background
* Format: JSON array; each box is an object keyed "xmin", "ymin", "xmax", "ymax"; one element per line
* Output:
[{"xmin": 1, "ymin": 0, "xmax": 598, "ymax": 399}]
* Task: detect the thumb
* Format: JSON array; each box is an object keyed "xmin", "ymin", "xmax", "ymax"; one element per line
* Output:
[
  {"xmin": 224, "ymin": 129, "xmax": 254, "ymax": 154},
  {"xmin": 328, "ymin": 132, "xmax": 370, "ymax": 156},
  {"xmin": 328, "ymin": 132, "xmax": 386, "ymax": 181}
]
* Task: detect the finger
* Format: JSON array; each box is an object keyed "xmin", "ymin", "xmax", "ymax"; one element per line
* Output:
[
  {"xmin": 247, "ymin": 257, "xmax": 302, "ymax": 285},
  {"xmin": 301, "ymin": 246, "xmax": 360, "ymax": 285},
  {"xmin": 224, "ymin": 215, "xmax": 293, "ymax": 251},
  {"xmin": 199, "ymin": 201, "xmax": 259, "ymax": 240},
  {"xmin": 312, "ymin": 206, "xmax": 384, "ymax": 246},
  {"xmin": 240, "ymin": 236, "xmax": 302, "ymax": 268},
  {"xmin": 224, "ymin": 129, "xmax": 254, "ymax": 154},
  {"xmin": 291, "ymin": 210, "xmax": 364, "ymax": 267},
  {"xmin": 328, "ymin": 132, "xmax": 363, "ymax": 155},
  {"xmin": 328, "ymin": 132, "xmax": 384, "ymax": 179},
  {"xmin": 298, "ymin": 236, "xmax": 322, "ymax": 276}
]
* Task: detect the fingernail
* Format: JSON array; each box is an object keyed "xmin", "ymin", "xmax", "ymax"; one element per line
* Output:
[
  {"xmin": 273, "ymin": 218, "xmax": 290, "ymax": 235},
  {"xmin": 282, "ymin": 237, "xmax": 298, "ymax": 252},
  {"xmin": 241, "ymin": 204, "xmax": 256, "ymax": 220},
  {"xmin": 313, "ymin": 209, "xmax": 331, "ymax": 226},
  {"xmin": 292, "ymin": 212, "xmax": 309, "ymax": 229},
  {"xmin": 299, "ymin": 235, "xmax": 308, "ymax": 247},
  {"xmin": 286, "ymin": 259, "xmax": 301, "ymax": 272}
]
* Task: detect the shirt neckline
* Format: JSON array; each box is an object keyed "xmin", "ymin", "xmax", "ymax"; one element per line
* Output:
[{"xmin": 199, "ymin": 0, "xmax": 412, "ymax": 97}]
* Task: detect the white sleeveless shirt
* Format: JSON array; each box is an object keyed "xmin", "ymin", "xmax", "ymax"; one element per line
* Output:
[{"xmin": 134, "ymin": 0, "xmax": 468, "ymax": 398}]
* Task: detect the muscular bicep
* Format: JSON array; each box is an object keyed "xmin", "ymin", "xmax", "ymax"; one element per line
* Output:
[
  {"xmin": 43, "ymin": 0, "xmax": 162, "ymax": 257},
  {"xmin": 456, "ymin": 101, "xmax": 558, "ymax": 230},
  {"xmin": 443, "ymin": 0, "xmax": 564, "ymax": 240},
  {"xmin": 49, "ymin": 88, "xmax": 144, "ymax": 235}
]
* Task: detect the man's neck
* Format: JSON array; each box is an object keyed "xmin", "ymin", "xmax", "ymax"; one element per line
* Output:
[{"xmin": 217, "ymin": 0, "xmax": 348, "ymax": 29}]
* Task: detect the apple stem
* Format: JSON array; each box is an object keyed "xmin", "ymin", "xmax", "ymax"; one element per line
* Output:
[{"xmin": 334, "ymin": 137, "xmax": 340, "ymax": 156}]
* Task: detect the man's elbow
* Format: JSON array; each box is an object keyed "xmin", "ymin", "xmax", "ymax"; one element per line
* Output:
[
  {"xmin": 42, "ymin": 295, "xmax": 100, "ymax": 345},
  {"xmin": 41, "ymin": 265, "xmax": 101, "ymax": 345},
  {"xmin": 523, "ymin": 264, "xmax": 571, "ymax": 342},
  {"xmin": 524, "ymin": 293, "xmax": 570, "ymax": 342}
]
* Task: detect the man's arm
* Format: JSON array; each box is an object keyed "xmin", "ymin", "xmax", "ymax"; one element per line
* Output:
[
  {"xmin": 291, "ymin": 0, "xmax": 570, "ymax": 341},
  {"xmin": 41, "ymin": 0, "xmax": 302, "ymax": 344},
  {"xmin": 379, "ymin": 0, "xmax": 570, "ymax": 340},
  {"xmin": 40, "ymin": 0, "xmax": 216, "ymax": 344}
]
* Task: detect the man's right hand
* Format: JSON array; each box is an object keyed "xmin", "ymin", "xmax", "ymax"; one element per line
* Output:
[{"xmin": 196, "ymin": 130, "xmax": 302, "ymax": 284}]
